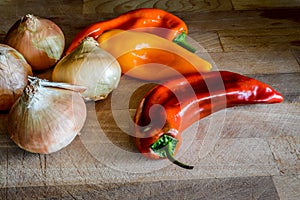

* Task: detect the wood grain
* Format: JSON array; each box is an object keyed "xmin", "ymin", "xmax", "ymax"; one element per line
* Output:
[
  {"xmin": 211, "ymin": 51, "xmax": 300, "ymax": 74},
  {"xmin": 0, "ymin": 176, "xmax": 279, "ymax": 199},
  {"xmin": 273, "ymin": 175, "xmax": 300, "ymax": 200},
  {"xmin": 83, "ymin": 0, "xmax": 233, "ymax": 14},
  {"xmin": 218, "ymin": 27, "xmax": 300, "ymax": 52},
  {"xmin": 0, "ymin": 1, "xmax": 299, "ymax": 199},
  {"xmin": 231, "ymin": 0, "xmax": 300, "ymax": 10}
]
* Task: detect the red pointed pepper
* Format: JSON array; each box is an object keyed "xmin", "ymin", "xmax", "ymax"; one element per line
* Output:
[
  {"xmin": 134, "ymin": 71, "xmax": 284, "ymax": 169},
  {"xmin": 65, "ymin": 8, "xmax": 190, "ymax": 55}
]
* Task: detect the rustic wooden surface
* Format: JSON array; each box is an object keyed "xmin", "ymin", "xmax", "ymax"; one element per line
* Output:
[{"xmin": 0, "ymin": 0, "xmax": 300, "ymax": 199}]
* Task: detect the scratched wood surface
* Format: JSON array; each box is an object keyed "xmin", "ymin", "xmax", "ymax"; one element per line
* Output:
[{"xmin": 0, "ymin": 0, "xmax": 299, "ymax": 199}]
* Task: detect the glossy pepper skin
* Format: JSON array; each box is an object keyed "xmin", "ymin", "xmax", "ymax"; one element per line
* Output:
[
  {"xmin": 97, "ymin": 29, "xmax": 212, "ymax": 81},
  {"xmin": 65, "ymin": 8, "xmax": 188, "ymax": 55},
  {"xmin": 134, "ymin": 71, "xmax": 284, "ymax": 168}
]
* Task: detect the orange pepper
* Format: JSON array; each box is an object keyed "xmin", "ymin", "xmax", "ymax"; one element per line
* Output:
[{"xmin": 97, "ymin": 29, "xmax": 212, "ymax": 81}]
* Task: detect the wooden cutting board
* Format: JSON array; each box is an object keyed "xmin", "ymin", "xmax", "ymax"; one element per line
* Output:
[{"xmin": 0, "ymin": 1, "xmax": 300, "ymax": 199}]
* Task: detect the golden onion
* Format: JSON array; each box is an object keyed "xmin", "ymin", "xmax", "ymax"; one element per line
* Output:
[
  {"xmin": 4, "ymin": 14, "xmax": 65, "ymax": 70},
  {"xmin": 52, "ymin": 37, "xmax": 121, "ymax": 101},
  {"xmin": 0, "ymin": 44, "xmax": 32, "ymax": 111},
  {"xmin": 8, "ymin": 77, "xmax": 87, "ymax": 154}
]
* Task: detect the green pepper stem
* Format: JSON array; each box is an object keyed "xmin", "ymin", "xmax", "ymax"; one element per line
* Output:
[
  {"xmin": 151, "ymin": 134, "xmax": 194, "ymax": 169},
  {"xmin": 163, "ymin": 142, "xmax": 194, "ymax": 170},
  {"xmin": 173, "ymin": 32, "xmax": 197, "ymax": 53}
]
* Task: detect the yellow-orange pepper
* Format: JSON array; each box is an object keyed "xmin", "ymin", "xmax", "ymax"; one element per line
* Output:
[{"xmin": 97, "ymin": 29, "xmax": 212, "ymax": 81}]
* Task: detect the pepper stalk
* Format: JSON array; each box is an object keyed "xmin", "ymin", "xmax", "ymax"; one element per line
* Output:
[
  {"xmin": 173, "ymin": 32, "xmax": 196, "ymax": 53},
  {"xmin": 151, "ymin": 134, "xmax": 194, "ymax": 169}
]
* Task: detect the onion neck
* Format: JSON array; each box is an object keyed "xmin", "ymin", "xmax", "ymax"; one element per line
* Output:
[
  {"xmin": 80, "ymin": 37, "xmax": 100, "ymax": 53},
  {"xmin": 22, "ymin": 76, "xmax": 41, "ymax": 107},
  {"xmin": 20, "ymin": 14, "xmax": 38, "ymax": 32}
]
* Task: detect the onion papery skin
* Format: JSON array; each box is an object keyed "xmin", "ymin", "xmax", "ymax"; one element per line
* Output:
[
  {"xmin": 4, "ymin": 14, "xmax": 65, "ymax": 71},
  {"xmin": 0, "ymin": 44, "xmax": 32, "ymax": 111},
  {"xmin": 52, "ymin": 37, "xmax": 121, "ymax": 101},
  {"xmin": 8, "ymin": 80, "xmax": 87, "ymax": 154}
]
